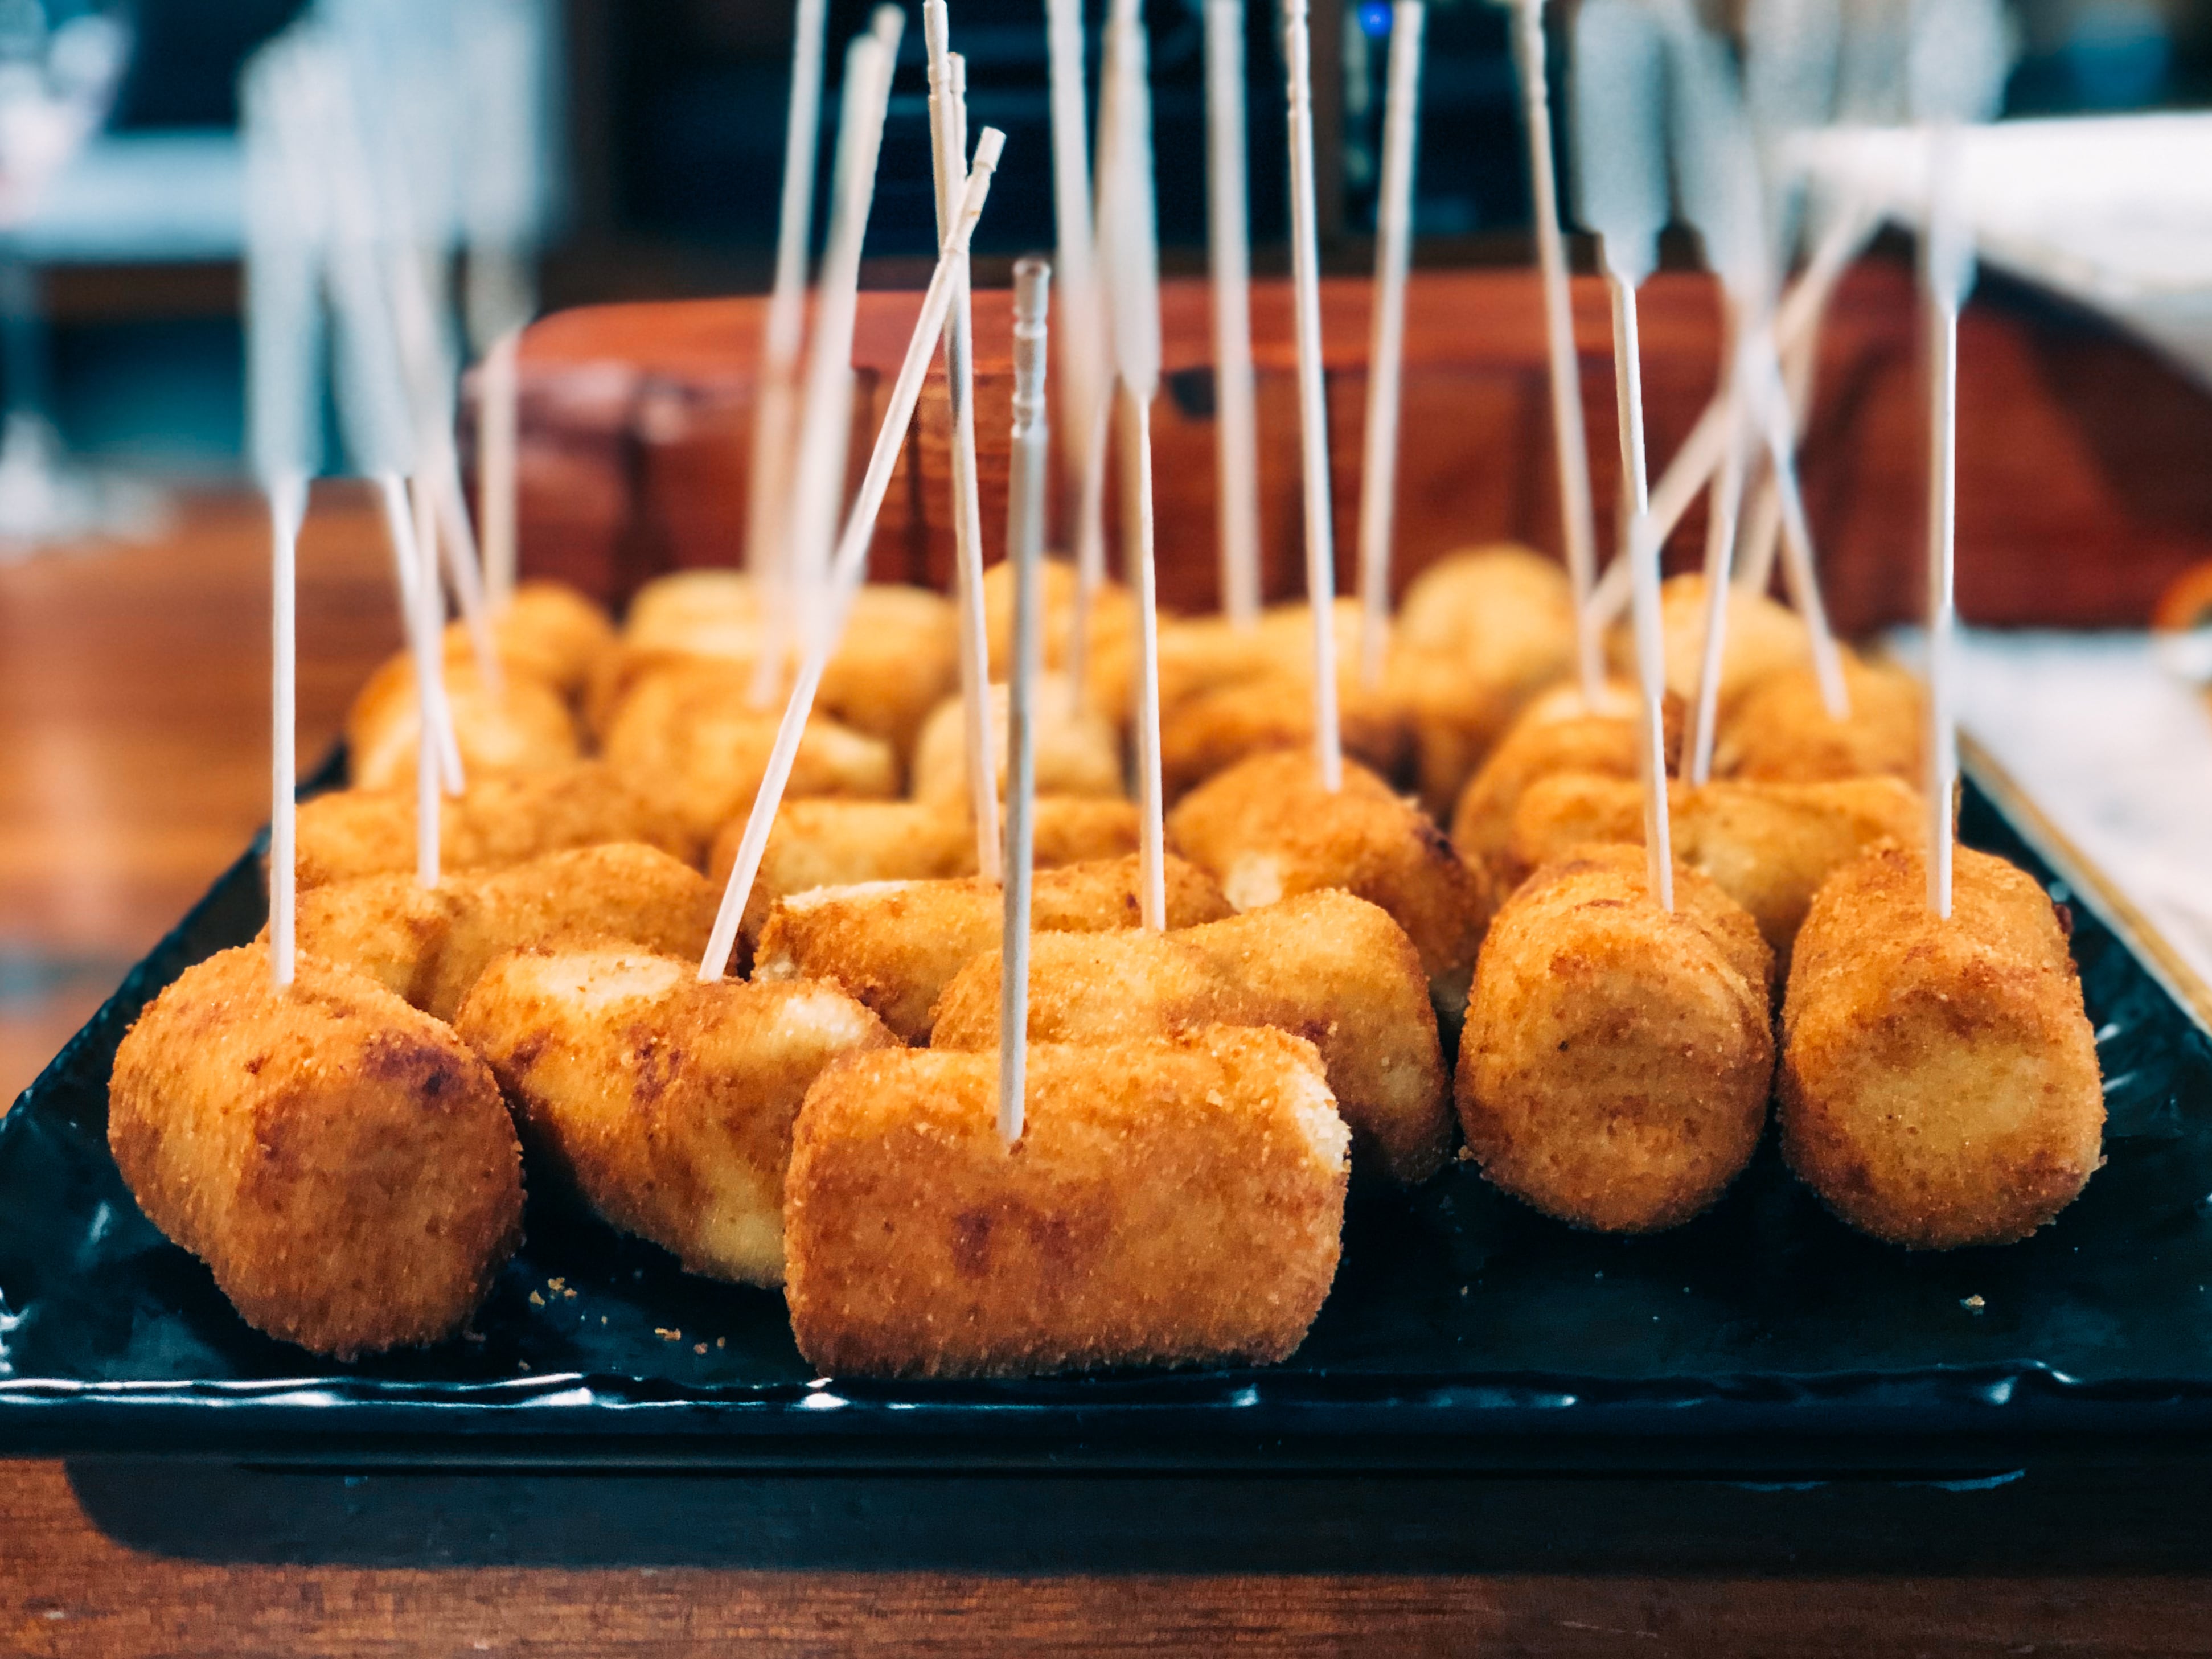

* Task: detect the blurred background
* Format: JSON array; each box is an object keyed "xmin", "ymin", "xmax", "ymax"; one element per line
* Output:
[{"xmin": 20, "ymin": 0, "xmax": 2212, "ymax": 480}]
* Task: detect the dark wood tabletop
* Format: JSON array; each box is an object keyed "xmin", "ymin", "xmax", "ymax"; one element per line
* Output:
[{"xmin": 5, "ymin": 492, "xmax": 2212, "ymax": 1654}]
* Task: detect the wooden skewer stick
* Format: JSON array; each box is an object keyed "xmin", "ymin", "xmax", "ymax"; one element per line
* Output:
[
  {"xmin": 744, "ymin": 0, "xmax": 830, "ymax": 585},
  {"xmin": 1044, "ymin": 0, "xmax": 1099, "ymax": 559},
  {"xmin": 1205, "ymin": 0, "xmax": 1261, "ymax": 629},
  {"xmin": 925, "ymin": 18, "xmax": 1003, "ymax": 882},
  {"xmin": 754, "ymin": 10, "xmax": 903, "ymax": 710},
  {"xmin": 1585, "ymin": 220, "xmax": 1862, "ymax": 626},
  {"xmin": 701, "ymin": 129, "xmax": 1008, "ymax": 981},
  {"xmin": 1574, "ymin": 0, "xmax": 1671, "ymax": 907},
  {"xmin": 478, "ymin": 325, "xmax": 520, "ymax": 613},
  {"xmin": 1068, "ymin": 0, "xmax": 1130, "ymax": 714},
  {"xmin": 379, "ymin": 473, "xmax": 446, "ymax": 888},
  {"xmin": 1614, "ymin": 288, "xmax": 1673, "ymax": 913},
  {"xmin": 1512, "ymin": 0, "xmax": 1603, "ymax": 706},
  {"xmin": 1000, "ymin": 255, "xmax": 1052, "ymax": 1143},
  {"xmin": 1100, "ymin": 0, "xmax": 1168, "ymax": 929},
  {"xmin": 1355, "ymin": 0, "xmax": 1425, "ymax": 688},
  {"xmin": 1923, "ymin": 128, "xmax": 1969, "ymax": 919},
  {"xmin": 1283, "ymin": 0, "xmax": 1342, "ymax": 791},
  {"xmin": 268, "ymin": 472, "xmax": 305, "ymax": 987}
]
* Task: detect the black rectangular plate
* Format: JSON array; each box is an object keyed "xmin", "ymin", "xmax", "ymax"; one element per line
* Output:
[{"xmin": 5, "ymin": 779, "xmax": 2211, "ymax": 1472}]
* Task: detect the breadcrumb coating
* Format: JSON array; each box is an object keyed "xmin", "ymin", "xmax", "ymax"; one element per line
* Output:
[
  {"xmin": 1779, "ymin": 842, "xmax": 2104, "ymax": 1249},
  {"xmin": 753, "ymin": 853, "xmax": 1232, "ymax": 1042},
  {"xmin": 599, "ymin": 656, "xmax": 897, "ymax": 844},
  {"xmin": 346, "ymin": 652, "xmax": 580, "ymax": 790},
  {"xmin": 909, "ymin": 678, "xmax": 1125, "ymax": 806},
  {"xmin": 1457, "ymin": 844, "xmax": 1776, "ymax": 1233},
  {"xmin": 1606, "ymin": 573, "xmax": 1810, "ymax": 716},
  {"xmin": 108, "ymin": 946, "xmax": 523, "ymax": 1358},
  {"xmin": 1506, "ymin": 774, "xmax": 1924, "ymax": 967},
  {"xmin": 1166, "ymin": 750, "xmax": 1491, "ymax": 1021},
  {"xmin": 294, "ymin": 762, "xmax": 696, "ymax": 889},
  {"xmin": 457, "ymin": 945, "xmax": 895, "ymax": 1285},
  {"xmin": 783, "ymin": 1028, "xmax": 1349, "ymax": 1377},
  {"xmin": 931, "ymin": 889, "xmax": 1449, "ymax": 1182},
  {"xmin": 1717, "ymin": 654, "xmax": 1926, "ymax": 786}
]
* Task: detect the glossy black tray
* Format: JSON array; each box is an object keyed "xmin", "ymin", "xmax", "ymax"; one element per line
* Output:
[{"xmin": 5, "ymin": 778, "xmax": 2211, "ymax": 1472}]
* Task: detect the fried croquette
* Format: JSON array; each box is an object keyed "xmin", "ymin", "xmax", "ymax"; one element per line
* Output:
[
  {"xmin": 605, "ymin": 573, "xmax": 957, "ymax": 759},
  {"xmin": 274, "ymin": 843, "xmax": 723, "ymax": 1020},
  {"xmin": 346, "ymin": 652, "xmax": 581, "ymax": 790},
  {"xmin": 1447, "ymin": 679, "xmax": 1670, "ymax": 887},
  {"xmin": 1607, "ymin": 572, "xmax": 1811, "ymax": 717},
  {"xmin": 1165, "ymin": 750, "xmax": 1491, "ymax": 1020},
  {"xmin": 707, "ymin": 795, "xmax": 1144, "ymax": 950},
  {"xmin": 599, "ymin": 656, "xmax": 897, "ymax": 845},
  {"xmin": 1387, "ymin": 546, "xmax": 1579, "ymax": 815},
  {"xmin": 1159, "ymin": 670, "xmax": 1411, "ymax": 802},
  {"xmin": 982, "ymin": 554, "xmax": 1136, "ymax": 684},
  {"xmin": 456, "ymin": 945, "xmax": 896, "ymax": 1286},
  {"xmin": 752, "ymin": 853, "xmax": 1233, "ymax": 1042},
  {"xmin": 908, "ymin": 677, "xmax": 1124, "ymax": 806},
  {"xmin": 931, "ymin": 889, "xmax": 1449, "ymax": 1182},
  {"xmin": 1506, "ymin": 774, "xmax": 1924, "ymax": 967},
  {"xmin": 294, "ymin": 762, "xmax": 696, "ymax": 889},
  {"xmin": 108, "ymin": 946, "xmax": 523, "ymax": 1358},
  {"xmin": 1456, "ymin": 844, "xmax": 1776, "ymax": 1234},
  {"xmin": 470, "ymin": 580, "xmax": 617, "ymax": 703},
  {"xmin": 1778, "ymin": 843, "xmax": 2104, "ymax": 1249},
  {"xmin": 782, "ymin": 1026, "xmax": 1350, "ymax": 1377},
  {"xmin": 1716, "ymin": 653, "xmax": 1925, "ymax": 785}
]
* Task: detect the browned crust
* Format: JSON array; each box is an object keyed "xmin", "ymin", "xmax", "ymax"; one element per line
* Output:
[
  {"xmin": 456, "ymin": 947, "xmax": 895, "ymax": 1286},
  {"xmin": 107, "ymin": 947, "xmax": 523, "ymax": 1358},
  {"xmin": 1504, "ymin": 774, "xmax": 1925, "ymax": 969},
  {"xmin": 1455, "ymin": 844, "xmax": 1776, "ymax": 1234},
  {"xmin": 1158, "ymin": 672, "xmax": 1411, "ymax": 803},
  {"xmin": 345, "ymin": 652, "xmax": 581, "ymax": 791},
  {"xmin": 931, "ymin": 890, "xmax": 1450, "ymax": 1184},
  {"xmin": 1778, "ymin": 842, "xmax": 2104, "ymax": 1249},
  {"xmin": 294, "ymin": 762, "xmax": 696, "ymax": 890},
  {"xmin": 1165, "ymin": 750, "xmax": 1492, "ymax": 1018},
  {"xmin": 1716, "ymin": 655, "xmax": 1926, "ymax": 786},
  {"xmin": 783, "ymin": 1029, "xmax": 1349, "ymax": 1377},
  {"xmin": 754, "ymin": 854, "xmax": 1231, "ymax": 1042}
]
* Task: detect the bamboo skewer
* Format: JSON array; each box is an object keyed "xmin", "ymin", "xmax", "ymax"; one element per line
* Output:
[
  {"xmin": 701, "ymin": 129, "xmax": 1008, "ymax": 982},
  {"xmin": 1205, "ymin": 0, "xmax": 1262, "ymax": 629},
  {"xmin": 1512, "ymin": 0, "xmax": 1603, "ymax": 706},
  {"xmin": 925, "ymin": 14, "xmax": 1003, "ymax": 883},
  {"xmin": 1283, "ymin": 0, "xmax": 1342, "ymax": 791},
  {"xmin": 1000, "ymin": 256, "xmax": 1052, "ymax": 1142},
  {"xmin": 1355, "ymin": 0, "xmax": 1425, "ymax": 689},
  {"xmin": 745, "ymin": 0, "xmax": 830, "ymax": 585}
]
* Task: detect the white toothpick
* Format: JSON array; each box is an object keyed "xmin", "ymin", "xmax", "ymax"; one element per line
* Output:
[
  {"xmin": 1099, "ymin": 0, "xmax": 1168, "ymax": 927},
  {"xmin": 1045, "ymin": 0, "xmax": 1100, "ymax": 555},
  {"xmin": 373, "ymin": 469, "xmax": 464, "ymax": 794},
  {"xmin": 1000, "ymin": 256, "xmax": 1051, "ymax": 1143},
  {"xmin": 1512, "ymin": 0, "xmax": 1603, "ymax": 706},
  {"xmin": 701, "ymin": 129, "xmax": 1008, "ymax": 981},
  {"xmin": 478, "ymin": 325, "xmax": 520, "ymax": 611},
  {"xmin": 1355, "ymin": 0, "xmax": 1423, "ymax": 688},
  {"xmin": 1925, "ymin": 230, "xmax": 1959, "ymax": 918},
  {"xmin": 268, "ymin": 473, "xmax": 305, "ymax": 986},
  {"xmin": 925, "ymin": 18, "xmax": 1003, "ymax": 884},
  {"xmin": 1283, "ymin": 0, "xmax": 1341, "ymax": 791},
  {"xmin": 1206, "ymin": 0, "xmax": 1262, "ymax": 629},
  {"xmin": 1688, "ymin": 363, "xmax": 1746, "ymax": 783},
  {"xmin": 1574, "ymin": 0, "xmax": 1672, "ymax": 909},
  {"xmin": 745, "ymin": 0, "xmax": 830, "ymax": 587},
  {"xmin": 385, "ymin": 473, "xmax": 445, "ymax": 887},
  {"xmin": 1069, "ymin": 0, "xmax": 1130, "ymax": 713},
  {"xmin": 756, "ymin": 10, "xmax": 904, "ymax": 710}
]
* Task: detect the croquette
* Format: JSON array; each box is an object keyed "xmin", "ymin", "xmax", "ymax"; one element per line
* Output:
[
  {"xmin": 1456, "ymin": 844, "xmax": 1776, "ymax": 1233},
  {"xmin": 346, "ymin": 652, "xmax": 580, "ymax": 790},
  {"xmin": 782, "ymin": 1027, "xmax": 1350, "ymax": 1377},
  {"xmin": 457, "ymin": 944, "xmax": 895, "ymax": 1285},
  {"xmin": 752, "ymin": 853, "xmax": 1233, "ymax": 1042},
  {"xmin": 108, "ymin": 946, "xmax": 524, "ymax": 1358},
  {"xmin": 1779, "ymin": 842, "xmax": 2104, "ymax": 1249},
  {"xmin": 1717, "ymin": 653, "xmax": 1925, "ymax": 786},
  {"xmin": 931, "ymin": 889, "xmax": 1449, "ymax": 1182}
]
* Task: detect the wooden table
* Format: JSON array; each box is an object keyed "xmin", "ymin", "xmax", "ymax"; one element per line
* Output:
[{"xmin": 5, "ymin": 494, "xmax": 2211, "ymax": 1654}]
